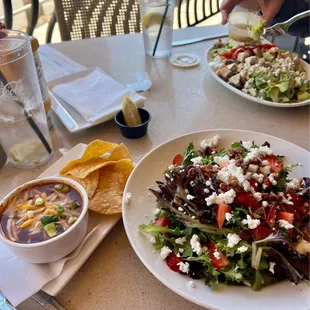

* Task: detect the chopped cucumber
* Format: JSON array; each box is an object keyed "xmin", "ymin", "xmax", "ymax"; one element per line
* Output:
[
  {"xmin": 35, "ymin": 197, "xmax": 44, "ymax": 206},
  {"xmin": 41, "ymin": 215, "xmax": 59, "ymax": 226},
  {"xmin": 70, "ymin": 201, "xmax": 81, "ymax": 210},
  {"xmin": 297, "ymin": 91, "xmax": 310, "ymax": 101},
  {"xmin": 54, "ymin": 184, "xmax": 63, "ymax": 190},
  {"xmin": 68, "ymin": 216, "xmax": 78, "ymax": 225},
  {"xmin": 44, "ymin": 223, "xmax": 57, "ymax": 237},
  {"xmin": 61, "ymin": 185, "xmax": 70, "ymax": 193}
]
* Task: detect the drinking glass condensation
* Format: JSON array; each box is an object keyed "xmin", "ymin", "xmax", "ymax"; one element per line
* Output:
[
  {"xmin": 0, "ymin": 30, "xmax": 53, "ymax": 168},
  {"xmin": 140, "ymin": 0, "xmax": 175, "ymax": 58}
]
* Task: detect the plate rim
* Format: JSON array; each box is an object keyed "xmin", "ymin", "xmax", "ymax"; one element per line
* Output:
[
  {"xmin": 205, "ymin": 46, "xmax": 310, "ymax": 108},
  {"xmin": 123, "ymin": 129, "xmax": 309, "ymax": 310}
]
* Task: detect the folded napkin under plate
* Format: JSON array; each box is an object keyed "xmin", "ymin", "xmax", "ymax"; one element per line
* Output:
[{"xmin": 49, "ymin": 67, "xmax": 147, "ymax": 133}]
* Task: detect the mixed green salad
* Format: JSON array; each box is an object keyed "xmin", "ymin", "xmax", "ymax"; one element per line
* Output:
[
  {"xmin": 139, "ymin": 136, "xmax": 309, "ymax": 290},
  {"xmin": 209, "ymin": 40, "xmax": 310, "ymax": 103}
]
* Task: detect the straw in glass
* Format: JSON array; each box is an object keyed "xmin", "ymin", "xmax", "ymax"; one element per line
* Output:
[
  {"xmin": 152, "ymin": 0, "xmax": 170, "ymax": 57},
  {"xmin": 0, "ymin": 71, "xmax": 52, "ymax": 155}
]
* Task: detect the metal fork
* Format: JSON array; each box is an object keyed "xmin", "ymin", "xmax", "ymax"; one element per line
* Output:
[{"xmin": 264, "ymin": 10, "xmax": 310, "ymax": 37}]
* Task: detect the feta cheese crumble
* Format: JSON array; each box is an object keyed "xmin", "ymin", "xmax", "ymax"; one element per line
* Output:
[
  {"xmin": 262, "ymin": 201, "xmax": 268, "ymax": 208},
  {"xmin": 242, "ymin": 141, "xmax": 253, "ymax": 150},
  {"xmin": 244, "ymin": 146, "xmax": 273, "ymax": 162},
  {"xmin": 217, "ymin": 163, "xmax": 250, "ymax": 192},
  {"xmin": 241, "ymin": 215, "xmax": 261, "ymax": 229},
  {"xmin": 225, "ymin": 212, "xmax": 233, "ymax": 221},
  {"xmin": 154, "ymin": 208, "xmax": 161, "ymax": 215},
  {"xmin": 160, "ymin": 246, "xmax": 172, "ymax": 259},
  {"xmin": 175, "ymin": 237, "xmax": 187, "ymax": 245},
  {"xmin": 237, "ymin": 246, "xmax": 248, "ymax": 253},
  {"xmin": 278, "ymin": 219, "xmax": 294, "ymax": 230},
  {"xmin": 191, "ymin": 156, "xmax": 203, "ymax": 165},
  {"xmin": 187, "ymin": 194, "xmax": 195, "ymax": 200},
  {"xmin": 200, "ymin": 135, "xmax": 221, "ymax": 150},
  {"xmin": 213, "ymin": 251, "xmax": 221, "ymax": 260},
  {"xmin": 214, "ymin": 155, "xmax": 230, "ymax": 167},
  {"xmin": 227, "ymin": 233, "xmax": 241, "ymax": 248},
  {"xmin": 247, "ymin": 164, "xmax": 258, "ymax": 173},
  {"xmin": 177, "ymin": 261, "xmax": 190, "ymax": 273},
  {"xmin": 179, "ymin": 248, "xmax": 184, "ymax": 253},
  {"xmin": 149, "ymin": 236, "xmax": 156, "ymax": 244},
  {"xmin": 168, "ymin": 164, "xmax": 175, "ymax": 170},
  {"xmin": 286, "ymin": 178, "xmax": 301, "ymax": 191},
  {"xmin": 269, "ymin": 262, "xmax": 276, "ymax": 274},
  {"xmin": 260, "ymin": 165, "xmax": 271, "ymax": 175},
  {"xmin": 125, "ymin": 192, "xmax": 132, "ymax": 204},
  {"xmin": 268, "ymin": 173, "xmax": 277, "ymax": 186},
  {"xmin": 252, "ymin": 173, "xmax": 264, "ymax": 183},
  {"xmin": 190, "ymin": 234, "xmax": 205, "ymax": 255},
  {"xmin": 188, "ymin": 281, "xmax": 196, "ymax": 288},
  {"xmin": 190, "ymin": 180, "xmax": 196, "ymax": 187},
  {"xmin": 205, "ymin": 189, "xmax": 236, "ymax": 206},
  {"xmin": 178, "ymin": 207, "xmax": 184, "ymax": 212}
]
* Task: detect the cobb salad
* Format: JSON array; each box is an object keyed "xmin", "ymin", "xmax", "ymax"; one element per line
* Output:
[
  {"xmin": 209, "ymin": 40, "xmax": 310, "ymax": 103},
  {"xmin": 139, "ymin": 136, "xmax": 309, "ymax": 290}
]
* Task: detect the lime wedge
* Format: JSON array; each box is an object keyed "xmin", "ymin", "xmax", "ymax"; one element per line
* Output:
[
  {"xmin": 122, "ymin": 96, "xmax": 142, "ymax": 127},
  {"xmin": 142, "ymin": 12, "xmax": 164, "ymax": 28}
]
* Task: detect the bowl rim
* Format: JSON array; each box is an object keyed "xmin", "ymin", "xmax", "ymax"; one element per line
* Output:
[
  {"xmin": 114, "ymin": 108, "xmax": 151, "ymax": 129},
  {"xmin": 0, "ymin": 176, "xmax": 88, "ymax": 248}
]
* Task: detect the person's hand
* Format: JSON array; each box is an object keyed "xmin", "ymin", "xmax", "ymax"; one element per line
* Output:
[{"xmin": 220, "ymin": 0, "xmax": 286, "ymax": 24}]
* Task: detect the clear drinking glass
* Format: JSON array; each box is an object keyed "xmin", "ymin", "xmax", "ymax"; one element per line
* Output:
[
  {"xmin": 0, "ymin": 30, "xmax": 53, "ymax": 168},
  {"xmin": 140, "ymin": 0, "xmax": 175, "ymax": 58}
]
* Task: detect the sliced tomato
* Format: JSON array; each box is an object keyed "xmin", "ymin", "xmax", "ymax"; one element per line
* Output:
[
  {"xmin": 287, "ymin": 191, "xmax": 307, "ymax": 208},
  {"xmin": 248, "ymin": 179, "xmax": 261, "ymax": 192},
  {"xmin": 208, "ymin": 242, "xmax": 230, "ymax": 269},
  {"xmin": 216, "ymin": 203, "xmax": 231, "ymax": 229},
  {"xmin": 266, "ymin": 205, "xmax": 276, "ymax": 229},
  {"xmin": 154, "ymin": 217, "xmax": 170, "ymax": 227},
  {"xmin": 259, "ymin": 43, "xmax": 276, "ymax": 49},
  {"xmin": 219, "ymin": 51, "xmax": 233, "ymax": 58},
  {"xmin": 234, "ymin": 190, "xmax": 259, "ymax": 208},
  {"xmin": 277, "ymin": 211, "xmax": 294, "ymax": 224},
  {"xmin": 166, "ymin": 253, "xmax": 183, "ymax": 272},
  {"xmin": 252, "ymin": 225, "xmax": 272, "ymax": 240},
  {"xmin": 262, "ymin": 155, "xmax": 283, "ymax": 173},
  {"xmin": 263, "ymin": 177, "xmax": 271, "ymax": 190},
  {"xmin": 231, "ymin": 48, "xmax": 245, "ymax": 60},
  {"xmin": 172, "ymin": 154, "xmax": 183, "ymax": 165}
]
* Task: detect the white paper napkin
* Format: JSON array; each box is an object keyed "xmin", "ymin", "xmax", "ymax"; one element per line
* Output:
[
  {"xmin": 0, "ymin": 226, "xmax": 98, "ymax": 307},
  {"xmin": 52, "ymin": 67, "xmax": 145, "ymax": 123}
]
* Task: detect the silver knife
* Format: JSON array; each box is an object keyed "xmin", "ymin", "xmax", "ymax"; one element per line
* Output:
[
  {"xmin": 172, "ymin": 32, "xmax": 228, "ymax": 47},
  {"xmin": 32, "ymin": 291, "xmax": 66, "ymax": 310}
]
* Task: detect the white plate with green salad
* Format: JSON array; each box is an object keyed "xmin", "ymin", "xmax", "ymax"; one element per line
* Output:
[
  {"xmin": 205, "ymin": 40, "xmax": 310, "ymax": 108},
  {"xmin": 123, "ymin": 129, "xmax": 310, "ymax": 310}
]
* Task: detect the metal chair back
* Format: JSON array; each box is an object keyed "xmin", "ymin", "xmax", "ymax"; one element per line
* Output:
[
  {"xmin": 177, "ymin": 0, "xmax": 221, "ymax": 28},
  {"xmin": 54, "ymin": 0, "xmax": 141, "ymax": 41}
]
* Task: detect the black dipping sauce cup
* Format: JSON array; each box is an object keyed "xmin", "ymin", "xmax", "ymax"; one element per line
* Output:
[{"xmin": 114, "ymin": 108, "xmax": 151, "ymax": 139}]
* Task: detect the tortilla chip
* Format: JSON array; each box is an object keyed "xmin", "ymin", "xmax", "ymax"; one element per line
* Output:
[
  {"xmin": 107, "ymin": 143, "xmax": 131, "ymax": 161},
  {"xmin": 88, "ymin": 170, "xmax": 125, "ymax": 214},
  {"xmin": 60, "ymin": 140, "xmax": 117, "ymax": 175},
  {"xmin": 65, "ymin": 158, "xmax": 114, "ymax": 179},
  {"xmin": 63, "ymin": 170, "xmax": 99, "ymax": 198},
  {"xmin": 111, "ymin": 159, "xmax": 134, "ymax": 181}
]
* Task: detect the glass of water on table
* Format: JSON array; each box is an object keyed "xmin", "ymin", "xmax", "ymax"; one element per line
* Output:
[
  {"xmin": 0, "ymin": 30, "xmax": 53, "ymax": 168},
  {"xmin": 140, "ymin": 0, "xmax": 175, "ymax": 58}
]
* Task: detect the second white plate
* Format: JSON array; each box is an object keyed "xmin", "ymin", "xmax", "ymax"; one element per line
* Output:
[{"xmin": 205, "ymin": 46, "xmax": 310, "ymax": 108}]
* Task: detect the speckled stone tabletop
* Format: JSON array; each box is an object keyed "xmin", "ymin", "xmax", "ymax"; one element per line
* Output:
[{"xmin": 1, "ymin": 25, "xmax": 309, "ymax": 310}]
